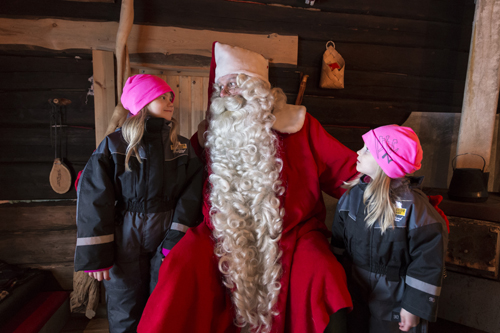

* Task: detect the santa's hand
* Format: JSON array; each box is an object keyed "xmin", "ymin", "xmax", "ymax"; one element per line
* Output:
[
  {"xmin": 88, "ymin": 270, "xmax": 111, "ymax": 281},
  {"xmin": 399, "ymin": 308, "xmax": 420, "ymax": 331}
]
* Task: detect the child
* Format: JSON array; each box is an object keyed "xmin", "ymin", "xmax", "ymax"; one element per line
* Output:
[
  {"xmin": 331, "ymin": 125, "xmax": 448, "ymax": 333},
  {"xmin": 74, "ymin": 74, "xmax": 203, "ymax": 332}
]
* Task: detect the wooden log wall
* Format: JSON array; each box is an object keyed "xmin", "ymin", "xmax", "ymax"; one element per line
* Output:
[
  {"xmin": 0, "ymin": 202, "xmax": 77, "ymax": 290},
  {"xmin": 0, "ymin": 0, "xmax": 477, "ymax": 162},
  {"xmin": 0, "ymin": 49, "xmax": 96, "ymax": 200},
  {"xmin": 0, "ymin": 0, "xmax": 475, "ymax": 289}
]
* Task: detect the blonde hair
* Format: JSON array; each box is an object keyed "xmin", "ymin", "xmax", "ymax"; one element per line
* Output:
[
  {"xmin": 348, "ymin": 165, "xmax": 408, "ymax": 233},
  {"xmin": 122, "ymin": 106, "xmax": 179, "ymax": 172},
  {"xmin": 207, "ymin": 74, "xmax": 286, "ymax": 332}
]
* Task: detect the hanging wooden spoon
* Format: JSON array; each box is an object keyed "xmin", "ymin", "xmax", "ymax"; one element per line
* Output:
[{"xmin": 49, "ymin": 98, "xmax": 72, "ymax": 194}]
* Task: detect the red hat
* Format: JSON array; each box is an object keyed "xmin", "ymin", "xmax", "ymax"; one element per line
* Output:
[
  {"xmin": 205, "ymin": 42, "xmax": 269, "ymax": 118},
  {"xmin": 121, "ymin": 74, "xmax": 174, "ymax": 115}
]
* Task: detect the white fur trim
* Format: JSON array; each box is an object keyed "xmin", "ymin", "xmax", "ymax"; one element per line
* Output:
[
  {"xmin": 272, "ymin": 104, "xmax": 307, "ymax": 134},
  {"xmin": 215, "ymin": 42, "xmax": 269, "ymax": 83}
]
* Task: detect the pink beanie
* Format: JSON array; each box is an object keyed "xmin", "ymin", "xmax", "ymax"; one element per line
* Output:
[
  {"xmin": 362, "ymin": 125, "xmax": 423, "ymax": 179},
  {"xmin": 121, "ymin": 74, "xmax": 174, "ymax": 115}
]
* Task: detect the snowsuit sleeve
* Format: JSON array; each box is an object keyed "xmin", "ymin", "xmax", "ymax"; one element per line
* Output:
[
  {"xmin": 331, "ymin": 193, "xmax": 348, "ymax": 254},
  {"xmin": 74, "ymin": 136, "xmax": 116, "ymax": 272},
  {"xmin": 161, "ymin": 141, "xmax": 204, "ymax": 252},
  {"xmin": 401, "ymin": 191, "xmax": 448, "ymax": 322},
  {"xmin": 306, "ymin": 115, "xmax": 358, "ymax": 199}
]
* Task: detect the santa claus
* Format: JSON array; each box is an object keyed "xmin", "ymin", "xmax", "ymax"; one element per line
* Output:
[{"xmin": 138, "ymin": 42, "xmax": 358, "ymax": 333}]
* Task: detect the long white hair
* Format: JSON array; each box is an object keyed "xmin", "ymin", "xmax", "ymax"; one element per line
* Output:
[{"xmin": 206, "ymin": 74, "xmax": 287, "ymax": 332}]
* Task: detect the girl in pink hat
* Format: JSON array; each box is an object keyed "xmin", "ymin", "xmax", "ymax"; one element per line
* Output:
[
  {"xmin": 74, "ymin": 74, "xmax": 203, "ymax": 332},
  {"xmin": 331, "ymin": 125, "xmax": 448, "ymax": 333}
]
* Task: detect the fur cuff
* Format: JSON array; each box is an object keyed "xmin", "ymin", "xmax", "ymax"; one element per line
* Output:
[{"xmin": 272, "ymin": 104, "xmax": 307, "ymax": 134}]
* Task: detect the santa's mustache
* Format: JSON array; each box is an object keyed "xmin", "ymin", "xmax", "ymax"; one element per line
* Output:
[{"xmin": 210, "ymin": 94, "xmax": 246, "ymax": 117}]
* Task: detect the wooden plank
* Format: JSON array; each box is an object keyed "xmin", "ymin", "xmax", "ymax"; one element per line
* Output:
[
  {"xmin": 178, "ymin": 76, "xmax": 192, "ymax": 138},
  {"xmin": 191, "ymin": 76, "xmax": 206, "ymax": 135},
  {"xmin": 243, "ymin": 0, "xmax": 475, "ymax": 24},
  {"xmin": 92, "ymin": 50, "xmax": 116, "ymax": 148},
  {"xmin": 0, "ymin": 18, "xmax": 298, "ymax": 66},
  {"xmin": 0, "ymin": 162, "xmax": 86, "ymax": 200},
  {"xmin": 271, "ymin": 67, "xmax": 466, "ymax": 108},
  {"xmin": 0, "ymin": 204, "xmax": 76, "ymax": 232},
  {"xmin": 18, "ymin": 262, "xmax": 75, "ymax": 291},
  {"xmin": 3, "ymin": 107, "xmax": 95, "ymax": 128},
  {"xmin": 165, "ymin": 75, "xmax": 180, "ymax": 123},
  {"xmin": 122, "ymin": 1, "xmax": 474, "ymax": 51},
  {"xmin": 131, "ymin": 65, "xmax": 209, "ymax": 78},
  {"xmin": 0, "ymin": 0, "xmax": 474, "ymax": 29},
  {"xmin": 0, "ymin": 127, "xmax": 95, "ymax": 163},
  {"xmin": 0, "ymin": 55, "xmax": 93, "ymax": 73},
  {"xmin": 455, "ymin": 0, "xmax": 500, "ymax": 170},
  {"xmin": 0, "ymin": 72, "xmax": 91, "ymax": 90},
  {"xmin": 299, "ymin": 95, "xmax": 412, "ymax": 127},
  {"xmin": 206, "ymin": 1, "xmax": 473, "ymax": 51},
  {"xmin": 0, "ymin": 90, "xmax": 94, "ymax": 112},
  {"xmin": 0, "ymin": 228, "xmax": 77, "ymax": 264},
  {"xmin": 298, "ymin": 40, "xmax": 470, "ymax": 81},
  {"xmin": 324, "ymin": 126, "xmax": 367, "ymax": 152},
  {"xmin": 64, "ymin": 0, "xmax": 114, "ymax": 2}
]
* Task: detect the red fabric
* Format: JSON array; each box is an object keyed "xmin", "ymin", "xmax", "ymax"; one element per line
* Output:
[
  {"xmin": 84, "ymin": 265, "xmax": 112, "ymax": 273},
  {"xmin": 328, "ymin": 63, "xmax": 341, "ymax": 70},
  {"xmin": 75, "ymin": 170, "xmax": 83, "ymax": 191},
  {"xmin": 2, "ymin": 291, "xmax": 69, "ymax": 333},
  {"xmin": 139, "ymin": 113, "xmax": 358, "ymax": 333},
  {"xmin": 427, "ymin": 195, "xmax": 450, "ymax": 233}
]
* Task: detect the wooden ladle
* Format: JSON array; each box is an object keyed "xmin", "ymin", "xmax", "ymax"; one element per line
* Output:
[{"xmin": 49, "ymin": 98, "xmax": 72, "ymax": 194}]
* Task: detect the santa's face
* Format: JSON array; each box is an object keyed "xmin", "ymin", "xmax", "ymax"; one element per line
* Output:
[{"xmin": 217, "ymin": 74, "xmax": 244, "ymax": 97}]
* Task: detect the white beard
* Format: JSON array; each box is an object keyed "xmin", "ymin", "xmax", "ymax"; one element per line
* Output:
[{"xmin": 206, "ymin": 92, "xmax": 285, "ymax": 332}]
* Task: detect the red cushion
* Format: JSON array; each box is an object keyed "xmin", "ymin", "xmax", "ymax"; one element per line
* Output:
[{"xmin": 2, "ymin": 291, "xmax": 69, "ymax": 333}]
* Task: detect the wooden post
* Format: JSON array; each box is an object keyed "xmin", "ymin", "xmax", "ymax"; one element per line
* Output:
[
  {"xmin": 456, "ymin": 0, "xmax": 500, "ymax": 170},
  {"xmin": 92, "ymin": 50, "xmax": 115, "ymax": 147}
]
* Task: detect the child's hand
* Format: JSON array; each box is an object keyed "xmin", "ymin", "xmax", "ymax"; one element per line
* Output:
[
  {"xmin": 399, "ymin": 308, "xmax": 420, "ymax": 331},
  {"xmin": 88, "ymin": 270, "xmax": 111, "ymax": 281}
]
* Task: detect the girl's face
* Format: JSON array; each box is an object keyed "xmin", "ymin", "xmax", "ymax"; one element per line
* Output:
[
  {"xmin": 147, "ymin": 92, "xmax": 174, "ymax": 121},
  {"xmin": 217, "ymin": 74, "xmax": 243, "ymax": 97},
  {"xmin": 356, "ymin": 144, "xmax": 379, "ymax": 178}
]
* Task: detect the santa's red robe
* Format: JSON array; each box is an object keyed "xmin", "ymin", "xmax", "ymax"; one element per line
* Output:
[{"xmin": 138, "ymin": 113, "xmax": 358, "ymax": 333}]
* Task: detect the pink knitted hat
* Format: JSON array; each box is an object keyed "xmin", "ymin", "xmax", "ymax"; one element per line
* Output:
[
  {"xmin": 362, "ymin": 125, "xmax": 423, "ymax": 179},
  {"xmin": 121, "ymin": 74, "xmax": 174, "ymax": 115}
]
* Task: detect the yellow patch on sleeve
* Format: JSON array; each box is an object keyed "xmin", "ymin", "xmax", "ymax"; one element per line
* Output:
[{"xmin": 395, "ymin": 208, "xmax": 406, "ymax": 216}]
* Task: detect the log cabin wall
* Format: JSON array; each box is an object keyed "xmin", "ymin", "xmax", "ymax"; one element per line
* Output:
[{"xmin": 0, "ymin": 0, "xmax": 477, "ymax": 290}]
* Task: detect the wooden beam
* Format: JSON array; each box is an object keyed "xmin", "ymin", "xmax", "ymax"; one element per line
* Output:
[
  {"xmin": 0, "ymin": 18, "xmax": 298, "ymax": 66},
  {"xmin": 92, "ymin": 50, "xmax": 115, "ymax": 147},
  {"xmin": 456, "ymin": 0, "xmax": 500, "ymax": 170}
]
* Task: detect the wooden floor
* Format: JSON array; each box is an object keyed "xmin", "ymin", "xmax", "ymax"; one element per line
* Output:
[{"xmin": 60, "ymin": 312, "xmax": 487, "ymax": 333}]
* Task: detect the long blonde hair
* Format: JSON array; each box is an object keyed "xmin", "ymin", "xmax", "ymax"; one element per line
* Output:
[
  {"xmin": 348, "ymin": 166, "xmax": 407, "ymax": 233},
  {"xmin": 207, "ymin": 74, "xmax": 286, "ymax": 332},
  {"xmin": 121, "ymin": 107, "xmax": 179, "ymax": 171}
]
